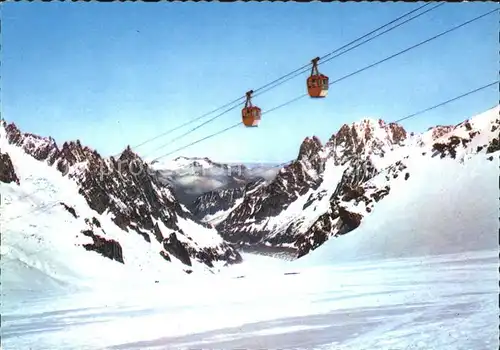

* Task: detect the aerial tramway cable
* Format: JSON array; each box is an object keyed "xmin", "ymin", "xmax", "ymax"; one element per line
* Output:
[
  {"xmin": 130, "ymin": 3, "xmax": 442, "ymax": 155},
  {"xmin": 142, "ymin": 3, "xmax": 445, "ymax": 159},
  {"xmin": 4, "ymin": 80, "xmax": 497, "ymax": 225},
  {"xmin": 391, "ymin": 81, "xmax": 499, "ymax": 124},
  {"xmin": 3, "ymin": 7, "xmax": 497, "ymax": 223},
  {"xmin": 152, "ymin": 80, "xmax": 499, "ymax": 162},
  {"xmin": 3, "ymin": 4, "xmax": 441, "ymax": 221},
  {"xmin": 149, "ymin": 7, "xmax": 499, "ymax": 162},
  {"xmin": 252, "ymin": 2, "xmax": 445, "ymax": 99}
]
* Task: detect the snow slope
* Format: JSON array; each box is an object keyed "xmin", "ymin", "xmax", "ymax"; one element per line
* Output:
[
  {"xmin": 2, "ymin": 250, "xmax": 496, "ymax": 350},
  {"xmin": 217, "ymin": 106, "xmax": 500, "ymax": 257},
  {"xmin": 297, "ymin": 151, "xmax": 498, "ymax": 266},
  {"xmin": 1, "ymin": 108, "xmax": 498, "ymax": 350},
  {"xmin": 0, "ymin": 123, "xmax": 241, "ymax": 298}
]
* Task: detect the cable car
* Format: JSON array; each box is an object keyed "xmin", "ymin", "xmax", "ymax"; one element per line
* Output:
[
  {"xmin": 307, "ymin": 57, "xmax": 329, "ymax": 98},
  {"xmin": 242, "ymin": 90, "xmax": 261, "ymax": 127}
]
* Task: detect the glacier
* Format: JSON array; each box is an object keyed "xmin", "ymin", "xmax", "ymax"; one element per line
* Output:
[{"xmin": 1, "ymin": 107, "xmax": 498, "ymax": 349}]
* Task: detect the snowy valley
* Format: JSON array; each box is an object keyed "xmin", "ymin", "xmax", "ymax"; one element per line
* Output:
[
  {"xmin": 0, "ymin": 121, "xmax": 243, "ymax": 291},
  {"xmin": 1, "ymin": 106, "xmax": 498, "ymax": 349},
  {"xmin": 163, "ymin": 106, "xmax": 499, "ymax": 259}
]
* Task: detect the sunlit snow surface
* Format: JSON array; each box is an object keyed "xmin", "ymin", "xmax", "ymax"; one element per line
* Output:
[
  {"xmin": 2, "ymin": 108, "xmax": 499, "ymax": 349},
  {"xmin": 2, "ymin": 250, "xmax": 497, "ymax": 350},
  {"xmin": 2, "ymin": 147, "xmax": 499, "ymax": 350}
]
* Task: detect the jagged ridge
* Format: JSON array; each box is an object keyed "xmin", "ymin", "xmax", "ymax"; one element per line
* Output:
[
  {"xmin": 215, "ymin": 107, "xmax": 500, "ymax": 258},
  {"xmin": 1, "ymin": 121, "xmax": 242, "ymax": 270}
]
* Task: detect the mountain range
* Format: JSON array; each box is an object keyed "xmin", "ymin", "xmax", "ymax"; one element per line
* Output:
[
  {"xmin": 0, "ymin": 122, "xmax": 242, "ymax": 288},
  {"xmin": 1, "ymin": 106, "xmax": 498, "ymax": 282},
  {"xmin": 159, "ymin": 107, "xmax": 499, "ymax": 258},
  {"xmin": 151, "ymin": 156, "xmax": 284, "ymax": 208}
]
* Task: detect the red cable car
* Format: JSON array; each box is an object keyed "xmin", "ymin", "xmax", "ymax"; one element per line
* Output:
[
  {"xmin": 307, "ymin": 57, "xmax": 329, "ymax": 98},
  {"xmin": 242, "ymin": 90, "xmax": 261, "ymax": 127}
]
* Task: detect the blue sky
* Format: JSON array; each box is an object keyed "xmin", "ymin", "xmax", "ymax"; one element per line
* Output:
[{"xmin": 3, "ymin": 2, "xmax": 498, "ymax": 163}]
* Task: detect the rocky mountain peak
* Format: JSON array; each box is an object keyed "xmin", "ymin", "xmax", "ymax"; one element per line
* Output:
[
  {"xmin": 4, "ymin": 122, "xmax": 60, "ymax": 163},
  {"xmin": 326, "ymin": 119, "xmax": 407, "ymax": 165},
  {"xmin": 298, "ymin": 136, "xmax": 322, "ymax": 160},
  {"xmin": 2, "ymin": 122, "xmax": 242, "ymax": 269},
  {"xmin": 296, "ymin": 135, "xmax": 325, "ymax": 176},
  {"xmin": 59, "ymin": 140, "xmax": 100, "ymax": 168},
  {"xmin": 215, "ymin": 107, "xmax": 500, "ymax": 260},
  {"xmin": 387, "ymin": 122, "xmax": 407, "ymax": 144},
  {"xmin": 118, "ymin": 145, "xmax": 139, "ymax": 162}
]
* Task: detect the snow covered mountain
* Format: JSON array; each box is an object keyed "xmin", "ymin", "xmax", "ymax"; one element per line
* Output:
[
  {"xmin": 2, "ymin": 110, "xmax": 497, "ymax": 350},
  {"xmin": 0, "ymin": 122, "xmax": 242, "ymax": 290},
  {"xmin": 151, "ymin": 156, "xmax": 284, "ymax": 215},
  {"xmin": 191, "ymin": 178, "xmax": 267, "ymax": 225},
  {"xmin": 216, "ymin": 106, "xmax": 500, "ymax": 258}
]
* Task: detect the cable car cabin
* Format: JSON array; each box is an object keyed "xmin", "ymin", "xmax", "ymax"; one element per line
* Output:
[
  {"xmin": 242, "ymin": 106, "xmax": 261, "ymax": 127},
  {"xmin": 307, "ymin": 57, "xmax": 329, "ymax": 98},
  {"xmin": 242, "ymin": 90, "xmax": 261, "ymax": 127},
  {"xmin": 307, "ymin": 74, "xmax": 329, "ymax": 98}
]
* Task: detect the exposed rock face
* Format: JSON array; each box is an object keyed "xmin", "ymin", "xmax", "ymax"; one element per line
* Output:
[
  {"xmin": 57, "ymin": 202, "xmax": 125, "ymax": 263},
  {"xmin": 0, "ymin": 152, "xmax": 20, "ymax": 185},
  {"xmin": 81, "ymin": 229, "xmax": 124, "ymax": 264},
  {"xmin": 486, "ymin": 137, "xmax": 499, "ymax": 154},
  {"xmin": 297, "ymin": 136, "xmax": 325, "ymax": 174},
  {"xmin": 191, "ymin": 186, "xmax": 246, "ymax": 219},
  {"xmin": 215, "ymin": 108, "xmax": 499, "ymax": 258},
  {"xmin": 216, "ymin": 137, "xmax": 326, "ymax": 245},
  {"xmin": 2, "ymin": 121, "xmax": 241, "ymax": 269},
  {"xmin": 190, "ymin": 178, "xmax": 266, "ymax": 223},
  {"xmin": 428, "ymin": 116, "xmax": 500, "ymax": 161},
  {"xmin": 216, "ymin": 119, "xmax": 402, "ymax": 250},
  {"xmin": 326, "ymin": 119, "xmax": 407, "ymax": 165},
  {"xmin": 163, "ymin": 232, "xmax": 193, "ymax": 266},
  {"xmin": 430, "ymin": 125, "xmax": 455, "ymax": 141},
  {"xmin": 5, "ymin": 106, "xmax": 498, "ymax": 264},
  {"xmin": 295, "ymin": 154, "xmax": 387, "ymax": 258},
  {"xmin": 432, "ymin": 136, "xmax": 471, "ymax": 159},
  {"xmin": 60, "ymin": 202, "xmax": 79, "ymax": 219}
]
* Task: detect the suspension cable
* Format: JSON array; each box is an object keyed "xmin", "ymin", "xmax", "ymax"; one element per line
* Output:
[
  {"xmin": 152, "ymin": 80, "xmax": 498, "ymax": 162},
  {"xmin": 4, "ymin": 81, "xmax": 497, "ymax": 224},
  {"xmin": 252, "ymin": 2, "xmax": 445, "ymax": 99},
  {"xmin": 128, "ymin": 3, "xmax": 439, "ymax": 154},
  {"xmin": 144, "ymin": 3, "xmax": 445, "ymax": 158},
  {"xmin": 150, "ymin": 5, "xmax": 498, "ymax": 161}
]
